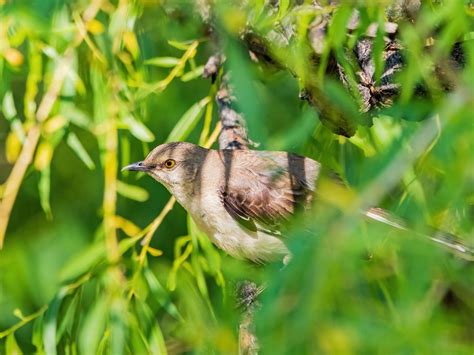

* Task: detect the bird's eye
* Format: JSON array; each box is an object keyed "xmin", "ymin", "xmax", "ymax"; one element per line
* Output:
[{"xmin": 164, "ymin": 159, "xmax": 176, "ymax": 169}]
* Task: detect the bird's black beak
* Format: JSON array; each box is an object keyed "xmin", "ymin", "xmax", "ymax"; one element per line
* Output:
[{"xmin": 121, "ymin": 161, "xmax": 148, "ymax": 172}]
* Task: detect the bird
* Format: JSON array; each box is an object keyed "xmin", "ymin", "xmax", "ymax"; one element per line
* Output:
[{"xmin": 122, "ymin": 142, "xmax": 473, "ymax": 264}]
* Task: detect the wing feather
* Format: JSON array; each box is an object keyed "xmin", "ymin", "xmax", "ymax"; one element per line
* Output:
[{"xmin": 219, "ymin": 150, "xmax": 320, "ymax": 233}]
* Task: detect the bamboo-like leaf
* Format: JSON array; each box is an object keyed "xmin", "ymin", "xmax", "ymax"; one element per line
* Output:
[
  {"xmin": 168, "ymin": 39, "xmax": 193, "ymax": 50},
  {"xmin": 180, "ymin": 65, "xmax": 204, "ymax": 82},
  {"xmin": 2, "ymin": 91, "xmax": 17, "ymax": 120},
  {"xmin": 144, "ymin": 267, "xmax": 183, "ymax": 321},
  {"xmin": 5, "ymin": 131, "xmax": 22, "ymax": 164},
  {"xmin": 43, "ymin": 288, "xmax": 69, "ymax": 355},
  {"xmin": 149, "ymin": 323, "xmax": 167, "ymax": 355},
  {"xmin": 67, "ymin": 132, "xmax": 95, "ymax": 170},
  {"xmin": 166, "ymin": 97, "xmax": 210, "ymax": 142},
  {"xmin": 39, "ymin": 165, "xmax": 52, "ymax": 219},
  {"xmin": 79, "ymin": 299, "xmax": 108, "ymax": 355},
  {"xmin": 6, "ymin": 333, "xmax": 22, "ymax": 355},
  {"xmin": 145, "ymin": 57, "xmax": 181, "ymax": 67},
  {"xmin": 34, "ymin": 142, "xmax": 53, "ymax": 171},
  {"xmin": 123, "ymin": 115, "xmax": 155, "ymax": 142},
  {"xmin": 117, "ymin": 181, "xmax": 149, "ymax": 202},
  {"xmin": 60, "ymin": 236, "xmax": 140, "ymax": 282}
]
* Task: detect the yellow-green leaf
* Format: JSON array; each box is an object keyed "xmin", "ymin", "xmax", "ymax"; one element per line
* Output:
[
  {"xmin": 166, "ymin": 97, "xmax": 210, "ymax": 142},
  {"xmin": 67, "ymin": 132, "xmax": 95, "ymax": 170},
  {"xmin": 123, "ymin": 115, "xmax": 155, "ymax": 142},
  {"xmin": 34, "ymin": 142, "xmax": 53, "ymax": 171},
  {"xmin": 117, "ymin": 180, "xmax": 149, "ymax": 202},
  {"xmin": 144, "ymin": 57, "xmax": 180, "ymax": 67},
  {"xmin": 6, "ymin": 131, "xmax": 22, "ymax": 164}
]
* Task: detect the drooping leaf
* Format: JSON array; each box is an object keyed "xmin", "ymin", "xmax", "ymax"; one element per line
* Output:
[
  {"xmin": 166, "ymin": 97, "xmax": 210, "ymax": 142},
  {"xmin": 79, "ymin": 299, "xmax": 108, "ymax": 355},
  {"xmin": 180, "ymin": 65, "xmax": 204, "ymax": 82},
  {"xmin": 144, "ymin": 57, "xmax": 181, "ymax": 67},
  {"xmin": 2, "ymin": 91, "xmax": 17, "ymax": 120},
  {"xmin": 117, "ymin": 181, "xmax": 149, "ymax": 202},
  {"xmin": 123, "ymin": 115, "xmax": 155, "ymax": 142},
  {"xmin": 144, "ymin": 267, "xmax": 183, "ymax": 321},
  {"xmin": 67, "ymin": 132, "xmax": 95, "ymax": 170}
]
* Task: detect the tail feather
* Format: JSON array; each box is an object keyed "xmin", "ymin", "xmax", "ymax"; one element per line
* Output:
[{"xmin": 365, "ymin": 208, "xmax": 474, "ymax": 261}]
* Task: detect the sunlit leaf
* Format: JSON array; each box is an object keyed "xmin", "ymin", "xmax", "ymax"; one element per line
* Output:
[
  {"xmin": 87, "ymin": 19, "xmax": 105, "ymax": 35},
  {"xmin": 144, "ymin": 57, "xmax": 181, "ymax": 67},
  {"xmin": 181, "ymin": 65, "xmax": 204, "ymax": 82},
  {"xmin": 117, "ymin": 180, "xmax": 149, "ymax": 202},
  {"xmin": 6, "ymin": 131, "xmax": 22, "ymax": 164},
  {"xmin": 144, "ymin": 267, "xmax": 183, "ymax": 321},
  {"xmin": 166, "ymin": 97, "xmax": 210, "ymax": 142},
  {"xmin": 44, "ymin": 115, "xmax": 68, "ymax": 135},
  {"xmin": 34, "ymin": 141, "xmax": 54, "ymax": 171},
  {"xmin": 168, "ymin": 39, "xmax": 193, "ymax": 50},
  {"xmin": 147, "ymin": 247, "xmax": 163, "ymax": 257},
  {"xmin": 6, "ymin": 333, "xmax": 22, "ymax": 355},
  {"xmin": 43, "ymin": 288, "xmax": 68, "ymax": 355},
  {"xmin": 79, "ymin": 299, "xmax": 108, "ymax": 355},
  {"xmin": 3, "ymin": 48, "xmax": 24, "ymax": 67},
  {"xmin": 67, "ymin": 132, "xmax": 95, "ymax": 170},
  {"xmin": 113, "ymin": 215, "xmax": 141, "ymax": 237},
  {"xmin": 2, "ymin": 91, "xmax": 17, "ymax": 119},
  {"xmin": 123, "ymin": 30, "xmax": 139, "ymax": 59},
  {"xmin": 123, "ymin": 115, "xmax": 155, "ymax": 142},
  {"xmin": 39, "ymin": 165, "xmax": 52, "ymax": 219}
]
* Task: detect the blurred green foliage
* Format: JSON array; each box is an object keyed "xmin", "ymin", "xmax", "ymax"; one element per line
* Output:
[{"xmin": 0, "ymin": 0, "xmax": 473, "ymax": 354}]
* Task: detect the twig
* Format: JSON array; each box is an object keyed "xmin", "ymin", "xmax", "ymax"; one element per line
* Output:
[
  {"xmin": 205, "ymin": 55, "xmax": 260, "ymax": 354},
  {"xmin": 0, "ymin": 51, "xmax": 73, "ymax": 249},
  {"xmin": 0, "ymin": 305, "xmax": 48, "ymax": 339}
]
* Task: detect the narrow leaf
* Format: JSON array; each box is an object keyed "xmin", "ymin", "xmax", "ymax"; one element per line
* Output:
[
  {"xmin": 166, "ymin": 97, "xmax": 210, "ymax": 142},
  {"xmin": 39, "ymin": 165, "xmax": 52, "ymax": 219},
  {"xmin": 2, "ymin": 91, "xmax": 17, "ymax": 120},
  {"xmin": 67, "ymin": 132, "xmax": 95, "ymax": 170},
  {"xmin": 144, "ymin": 57, "xmax": 180, "ymax": 67},
  {"xmin": 168, "ymin": 40, "xmax": 193, "ymax": 50},
  {"xmin": 117, "ymin": 181, "xmax": 149, "ymax": 202},
  {"xmin": 123, "ymin": 115, "xmax": 155, "ymax": 142},
  {"xmin": 6, "ymin": 333, "xmax": 22, "ymax": 355},
  {"xmin": 144, "ymin": 267, "xmax": 183, "ymax": 321},
  {"xmin": 181, "ymin": 65, "xmax": 204, "ymax": 82}
]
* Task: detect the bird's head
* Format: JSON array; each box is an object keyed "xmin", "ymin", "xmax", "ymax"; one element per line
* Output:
[{"xmin": 122, "ymin": 142, "xmax": 208, "ymax": 192}]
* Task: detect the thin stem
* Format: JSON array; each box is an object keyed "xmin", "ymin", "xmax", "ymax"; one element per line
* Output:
[{"xmin": 0, "ymin": 305, "xmax": 48, "ymax": 339}]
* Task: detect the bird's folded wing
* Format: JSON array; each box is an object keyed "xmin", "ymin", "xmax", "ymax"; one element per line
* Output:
[{"xmin": 219, "ymin": 150, "xmax": 319, "ymax": 234}]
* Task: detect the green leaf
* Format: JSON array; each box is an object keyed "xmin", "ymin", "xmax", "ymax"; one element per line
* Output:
[
  {"xmin": 123, "ymin": 115, "xmax": 155, "ymax": 142},
  {"xmin": 2, "ymin": 91, "xmax": 17, "ymax": 120},
  {"xmin": 149, "ymin": 323, "xmax": 167, "ymax": 355},
  {"xmin": 59, "ymin": 242, "xmax": 105, "ymax": 282},
  {"xmin": 117, "ymin": 181, "xmax": 149, "ymax": 202},
  {"xmin": 166, "ymin": 97, "xmax": 210, "ymax": 142},
  {"xmin": 67, "ymin": 132, "xmax": 95, "ymax": 170},
  {"xmin": 32, "ymin": 314, "xmax": 45, "ymax": 354},
  {"xmin": 43, "ymin": 288, "xmax": 68, "ymax": 355},
  {"xmin": 60, "ymin": 103, "xmax": 91, "ymax": 129},
  {"xmin": 6, "ymin": 333, "xmax": 22, "ymax": 355},
  {"xmin": 144, "ymin": 57, "xmax": 181, "ymax": 67},
  {"xmin": 79, "ymin": 298, "xmax": 108, "ymax": 355},
  {"xmin": 181, "ymin": 65, "xmax": 204, "ymax": 82},
  {"xmin": 168, "ymin": 40, "xmax": 193, "ymax": 50},
  {"xmin": 60, "ymin": 236, "xmax": 140, "ymax": 282},
  {"xmin": 144, "ymin": 267, "xmax": 183, "ymax": 321},
  {"xmin": 39, "ymin": 165, "xmax": 52, "ymax": 219}
]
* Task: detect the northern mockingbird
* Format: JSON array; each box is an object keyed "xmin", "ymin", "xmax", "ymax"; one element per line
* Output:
[{"xmin": 123, "ymin": 142, "xmax": 473, "ymax": 263}]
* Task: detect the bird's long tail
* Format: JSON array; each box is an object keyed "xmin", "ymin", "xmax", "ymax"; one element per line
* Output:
[{"xmin": 365, "ymin": 207, "xmax": 474, "ymax": 261}]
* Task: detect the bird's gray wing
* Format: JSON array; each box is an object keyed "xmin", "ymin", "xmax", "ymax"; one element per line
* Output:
[{"xmin": 219, "ymin": 150, "xmax": 320, "ymax": 234}]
